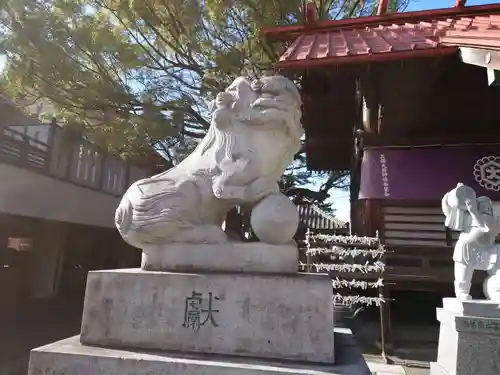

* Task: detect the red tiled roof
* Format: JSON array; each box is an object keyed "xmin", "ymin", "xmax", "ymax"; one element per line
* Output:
[
  {"xmin": 278, "ymin": 14, "xmax": 500, "ymax": 69},
  {"xmin": 441, "ymin": 14, "xmax": 500, "ymax": 49},
  {"xmin": 265, "ymin": 3, "xmax": 500, "ymax": 42}
]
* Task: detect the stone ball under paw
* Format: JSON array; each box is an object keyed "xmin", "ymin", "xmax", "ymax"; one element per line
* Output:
[
  {"xmin": 483, "ymin": 273, "xmax": 500, "ymax": 301},
  {"xmin": 250, "ymin": 193, "xmax": 299, "ymax": 244}
]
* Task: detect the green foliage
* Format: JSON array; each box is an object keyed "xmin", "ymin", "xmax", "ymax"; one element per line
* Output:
[{"xmin": 0, "ymin": 0, "xmax": 409, "ymax": 210}]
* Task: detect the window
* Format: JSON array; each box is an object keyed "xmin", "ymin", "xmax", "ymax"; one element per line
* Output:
[{"xmin": 6, "ymin": 237, "xmax": 33, "ymax": 252}]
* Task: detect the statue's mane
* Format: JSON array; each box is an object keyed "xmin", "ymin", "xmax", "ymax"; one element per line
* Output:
[
  {"xmin": 197, "ymin": 120, "xmax": 234, "ymax": 158},
  {"xmin": 186, "ymin": 75, "xmax": 302, "ymax": 167}
]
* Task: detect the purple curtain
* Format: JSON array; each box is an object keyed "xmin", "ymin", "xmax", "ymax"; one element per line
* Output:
[{"xmin": 359, "ymin": 145, "xmax": 500, "ymax": 201}]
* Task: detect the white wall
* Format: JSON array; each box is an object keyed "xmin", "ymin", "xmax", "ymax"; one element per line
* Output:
[{"xmin": 0, "ymin": 163, "xmax": 120, "ymax": 228}]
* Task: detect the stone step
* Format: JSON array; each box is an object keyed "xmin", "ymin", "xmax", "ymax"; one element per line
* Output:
[
  {"xmin": 366, "ymin": 362, "xmax": 406, "ymax": 375},
  {"xmin": 29, "ymin": 335, "xmax": 370, "ymax": 375},
  {"xmin": 430, "ymin": 362, "xmax": 447, "ymax": 375},
  {"xmin": 80, "ymin": 269, "xmax": 334, "ymax": 363}
]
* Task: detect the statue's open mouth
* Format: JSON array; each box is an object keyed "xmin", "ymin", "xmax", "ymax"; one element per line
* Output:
[{"xmin": 251, "ymin": 97, "xmax": 293, "ymax": 112}]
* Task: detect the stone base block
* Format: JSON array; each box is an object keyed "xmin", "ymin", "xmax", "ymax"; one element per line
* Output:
[
  {"xmin": 442, "ymin": 297, "xmax": 500, "ymax": 318},
  {"xmin": 430, "ymin": 362, "xmax": 450, "ymax": 375},
  {"xmin": 81, "ymin": 269, "xmax": 334, "ymax": 363},
  {"xmin": 434, "ymin": 298, "xmax": 500, "ymax": 375},
  {"xmin": 29, "ymin": 333, "xmax": 369, "ymax": 375},
  {"xmin": 141, "ymin": 242, "xmax": 298, "ymax": 273}
]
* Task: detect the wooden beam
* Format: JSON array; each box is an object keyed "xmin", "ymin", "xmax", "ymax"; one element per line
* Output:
[
  {"xmin": 459, "ymin": 46, "xmax": 500, "ymax": 70},
  {"xmin": 360, "ymin": 74, "xmax": 380, "ymax": 135},
  {"xmin": 459, "ymin": 47, "xmax": 500, "ymax": 86},
  {"xmin": 277, "ymin": 47, "xmax": 457, "ymax": 71},
  {"xmin": 487, "ymin": 68, "xmax": 500, "ymax": 86}
]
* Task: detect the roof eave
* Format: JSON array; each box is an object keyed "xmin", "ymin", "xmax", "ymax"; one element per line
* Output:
[
  {"xmin": 277, "ymin": 46, "xmax": 459, "ymax": 71},
  {"xmin": 441, "ymin": 39, "xmax": 500, "ymax": 51},
  {"xmin": 265, "ymin": 3, "xmax": 500, "ymax": 43}
]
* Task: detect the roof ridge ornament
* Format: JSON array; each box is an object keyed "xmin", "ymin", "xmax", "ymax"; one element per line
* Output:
[
  {"xmin": 377, "ymin": 0, "xmax": 389, "ymax": 16},
  {"xmin": 305, "ymin": 1, "xmax": 317, "ymax": 26}
]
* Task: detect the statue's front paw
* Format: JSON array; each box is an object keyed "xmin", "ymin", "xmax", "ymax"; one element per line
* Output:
[
  {"xmin": 245, "ymin": 179, "xmax": 279, "ymax": 204},
  {"xmin": 172, "ymin": 225, "xmax": 228, "ymax": 244},
  {"xmin": 456, "ymin": 293, "xmax": 472, "ymax": 301}
]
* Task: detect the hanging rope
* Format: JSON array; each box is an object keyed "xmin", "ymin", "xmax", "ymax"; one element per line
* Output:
[{"xmin": 305, "ymin": 230, "xmax": 386, "ymax": 307}]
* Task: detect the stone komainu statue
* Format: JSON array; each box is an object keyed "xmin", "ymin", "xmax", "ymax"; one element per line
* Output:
[
  {"xmin": 115, "ymin": 75, "xmax": 303, "ymax": 248},
  {"xmin": 442, "ymin": 183, "xmax": 500, "ymax": 300}
]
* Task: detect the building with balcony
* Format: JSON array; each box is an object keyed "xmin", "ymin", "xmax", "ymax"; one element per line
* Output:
[{"xmin": 0, "ymin": 95, "xmax": 152, "ymax": 320}]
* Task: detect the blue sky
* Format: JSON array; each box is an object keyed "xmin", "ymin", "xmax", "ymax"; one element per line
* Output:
[{"xmin": 407, "ymin": 0, "xmax": 499, "ymax": 11}]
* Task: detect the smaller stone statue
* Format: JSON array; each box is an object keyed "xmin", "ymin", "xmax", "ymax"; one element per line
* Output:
[{"xmin": 442, "ymin": 183, "xmax": 500, "ymax": 300}]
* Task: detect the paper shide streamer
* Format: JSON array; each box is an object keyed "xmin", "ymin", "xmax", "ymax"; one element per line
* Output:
[{"xmin": 305, "ymin": 231, "xmax": 387, "ymax": 307}]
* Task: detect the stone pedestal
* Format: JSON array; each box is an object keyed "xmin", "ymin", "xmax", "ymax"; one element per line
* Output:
[
  {"xmin": 141, "ymin": 242, "xmax": 298, "ymax": 273},
  {"xmin": 80, "ymin": 269, "xmax": 334, "ymax": 362},
  {"xmin": 430, "ymin": 298, "xmax": 500, "ymax": 375},
  {"xmin": 28, "ymin": 243, "xmax": 371, "ymax": 375}
]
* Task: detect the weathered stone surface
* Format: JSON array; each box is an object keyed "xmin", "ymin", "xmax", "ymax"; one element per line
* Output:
[
  {"xmin": 442, "ymin": 297, "xmax": 500, "ymax": 318},
  {"xmin": 115, "ymin": 75, "xmax": 303, "ymax": 248},
  {"xmin": 141, "ymin": 242, "xmax": 298, "ymax": 273},
  {"xmin": 431, "ymin": 298, "xmax": 500, "ymax": 375},
  {"xmin": 29, "ymin": 332, "xmax": 369, "ymax": 375},
  {"xmin": 430, "ymin": 362, "xmax": 449, "ymax": 375},
  {"xmin": 80, "ymin": 269, "xmax": 334, "ymax": 363},
  {"xmin": 250, "ymin": 194, "xmax": 299, "ymax": 244}
]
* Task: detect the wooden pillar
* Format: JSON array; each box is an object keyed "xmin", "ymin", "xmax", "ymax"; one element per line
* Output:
[
  {"xmin": 363, "ymin": 200, "xmax": 383, "ymax": 238},
  {"xmin": 377, "ymin": 230, "xmax": 392, "ymax": 360},
  {"xmin": 360, "ymin": 69, "xmax": 382, "ymax": 138},
  {"xmin": 31, "ymin": 220, "xmax": 68, "ymax": 299},
  {"xmin": 350, "ymin": 78, "xmax": 364, "ymax": 231},
  {"xmin": 381, "ymin": 285, "xmax": 393, "ymax": 352},
  {"xmin": 52, "ymin": 223, "xmax": 69, "ymax": 296}
]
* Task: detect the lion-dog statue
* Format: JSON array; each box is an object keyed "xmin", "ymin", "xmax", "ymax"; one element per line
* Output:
[{"xmin": 115, "ymin": 75, "xmax": 303, "ymax": 248}]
